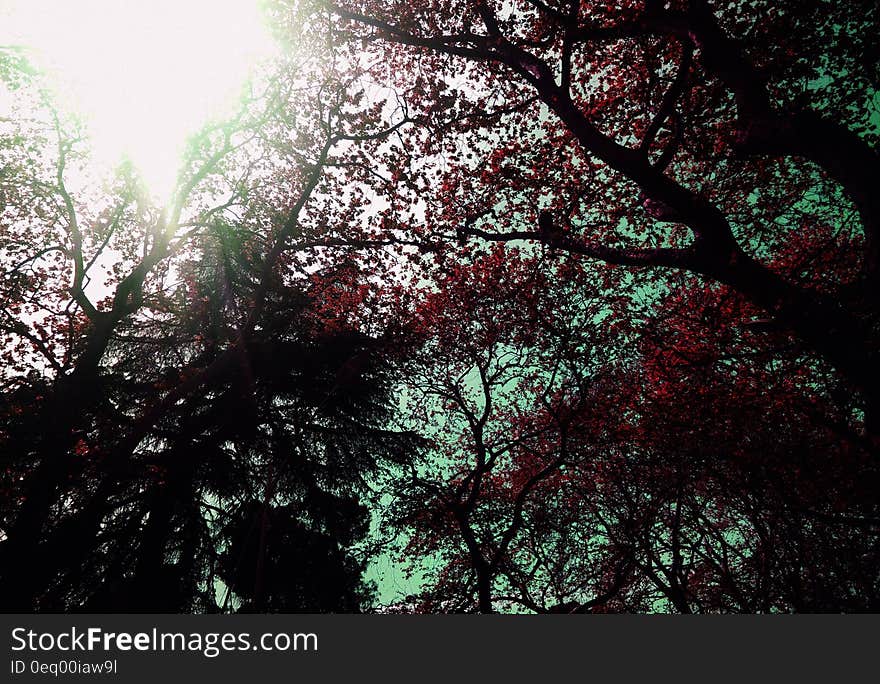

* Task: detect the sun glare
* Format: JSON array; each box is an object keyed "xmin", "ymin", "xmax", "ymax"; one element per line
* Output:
[{"xmin": 2, "ymin": 0, "xmax": 276, "ymax": 201}]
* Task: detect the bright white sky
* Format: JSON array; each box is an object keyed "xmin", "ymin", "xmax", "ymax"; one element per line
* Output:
[{"xmin": 1, "ymin": 0, "xmax": 276, "ymax": 202}]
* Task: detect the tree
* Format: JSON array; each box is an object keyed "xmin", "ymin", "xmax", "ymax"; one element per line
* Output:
[
  {"xmin": 386, "ymin": 255, "xmax": 878, "ymax": 612},
  {"xmin": 381, "ymin": 246, "xmax": 641, "ymax": 612},
  {"xmin": 0, "ymin": 38, "xmax": 417, "ymax": 611},
  {"xmin": 320, "ymin": 0, "xmax": 879, "ymax": 429},
  {"xmin": 1, "ymin": 2, "xmax": 877, "ymax": 614}
]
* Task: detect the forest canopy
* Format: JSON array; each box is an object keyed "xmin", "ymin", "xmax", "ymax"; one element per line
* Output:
[{"xmin": 0, "ymin": 0, "xmax": 878, "ymax": 613}]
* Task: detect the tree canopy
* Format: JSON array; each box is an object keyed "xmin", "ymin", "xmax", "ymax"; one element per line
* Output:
[{"xmin": 0, "ymin": 1, "xmax": 878, "ymax": 613}]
